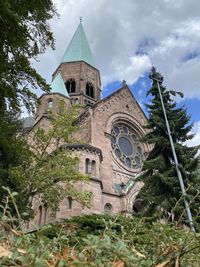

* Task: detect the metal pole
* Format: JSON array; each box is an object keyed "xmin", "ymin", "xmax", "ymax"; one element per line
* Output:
[{"xmin": 150, "ymin": 68, "xmax": 195, "ymax": 232}]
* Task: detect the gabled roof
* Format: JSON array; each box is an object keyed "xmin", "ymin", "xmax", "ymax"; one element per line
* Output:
[
  {"xmin": 92, "ymin": 85, "xmax": 148, "ymax": 121},
  {"xmin": 50, "ymin": 73, "xmax": 69, "ymax": 97},
  {"xmin": 61, "ymin": 22, "xmax": 95, "ymax": 68}
]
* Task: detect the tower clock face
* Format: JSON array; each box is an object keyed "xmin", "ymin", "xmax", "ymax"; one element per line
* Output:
[{"xmin": 111, "ymin": 123, "xmax": 143, "ymax": 169}]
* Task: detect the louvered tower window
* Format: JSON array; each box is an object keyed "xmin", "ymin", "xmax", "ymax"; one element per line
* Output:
[
  {"xmin": 65, "ymin": 79, "xmax": 76, "ymax": 93},
  {"xmin": 86, "ymin": 82, "xmax": 94, "ymax": 98}
]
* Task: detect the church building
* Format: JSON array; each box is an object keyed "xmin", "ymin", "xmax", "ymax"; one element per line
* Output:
[{"xmin": 29, "ymin": 22, "xmax": 152, "ymax": 226}]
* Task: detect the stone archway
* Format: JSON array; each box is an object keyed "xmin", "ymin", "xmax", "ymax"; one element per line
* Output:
[
  {"xmin": 125, "ymin": 181, "xmax": 144, "ymax": 214},
  {"xmin": 132, "ymin": 198, "xmax": 143, "ymax": 213}
]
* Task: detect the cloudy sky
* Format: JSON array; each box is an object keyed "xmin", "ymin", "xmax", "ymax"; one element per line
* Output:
[{"xmin": 34, "ymin": 0, "xmax": 200, "ymax": 146}]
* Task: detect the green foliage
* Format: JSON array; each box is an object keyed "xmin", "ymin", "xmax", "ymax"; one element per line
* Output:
[
  {"xmin": 39, "ymin": 214, "xmax": 117, "ymax": 246},
  {"xmin": 0, "ymin": 0, "xmax": 56, "ymax": 114},
  {"xmin": 9, "ymin": 102, "xmax": 91, "ymax": 213},
  {"xmin": 1, "ymin": 214, "xmax": 200, "ymax": 266},
  {"xmin": 0, "ymin": 0, "xmax": 57, "ymax": 216},
  {"xmin": 137, "ymin": 69, "xmax": 200, "ymax": 225},
  {"xmin": 0, "ymin": 112, "xmax": 30, "ymax": 216}
]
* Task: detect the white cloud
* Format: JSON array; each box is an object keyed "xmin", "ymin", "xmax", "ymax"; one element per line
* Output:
[
  {"xmin": 33, "ymin": 0, "xmax": 200, "ymax": 100},
  {"xmin": 149, "ymin": 19, "xmax": 200, "ymax": 99},
  {"xmin": 186, "ymin": 121, "xmax": 200, "ymax": 148},
  {"xmin": 103, "ymin": 54, "xmax": 152, "ymax": 85}
]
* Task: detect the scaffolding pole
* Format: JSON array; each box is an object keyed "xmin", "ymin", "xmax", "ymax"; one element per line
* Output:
[{"xmin": 149, "ymin": 67, "xmax": 195, "ymax": 232}]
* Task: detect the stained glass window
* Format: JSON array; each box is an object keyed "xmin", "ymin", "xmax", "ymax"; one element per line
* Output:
[
  {"xmin": 118, "ymin": 137, "xmax": 133, "ymax": 156},
  {"xmin": 115, "ymin": 149, "xmax": 121, "ymax": 159},
  {"xmin": 111, "ymin": 123, "xmax": 143, "ymax": 168}
]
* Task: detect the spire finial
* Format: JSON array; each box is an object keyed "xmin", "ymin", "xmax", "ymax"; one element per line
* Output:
[
  {"xmin": 80, "ymin": 16, "xmax": 83, "ymax": 23},
  {"xmin": 122, "ymin": 80, "xmax": 126, "ymax": 86}
]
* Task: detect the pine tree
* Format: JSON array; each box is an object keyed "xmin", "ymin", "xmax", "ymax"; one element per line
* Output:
[{"xmin": 138, "ymin": 68, "xmax": 200, "ymax": 224}]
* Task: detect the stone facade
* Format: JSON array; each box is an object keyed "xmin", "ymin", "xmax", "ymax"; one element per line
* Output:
[
  {"xmin": 29, "ymin": 25, "xmax": 152, "ymax": 228},
  {"xmin": 53, "ymin": 61, "xmax": 101, "ymax": 106}
]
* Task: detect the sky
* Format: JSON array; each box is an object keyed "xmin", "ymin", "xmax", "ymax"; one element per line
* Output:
[{"xmin": 33, "ymin": 0, "xmax": 200, "ymax": 147}]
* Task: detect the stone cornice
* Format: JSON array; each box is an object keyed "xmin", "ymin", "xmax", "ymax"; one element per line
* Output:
[
  {"xmin": 60, "ymin": 143, "xmax": 103, "ymax": 161},
  {"xmin": 102, "ymin": 191, "xmax": 121, "ymax": 197},
  {"xmin": 89, "ymin": 177, "xmax": 103, "ymax": 189},
  {"xmin": 38, "ymin": 92, "xmax": 70, "ymax": 101}
]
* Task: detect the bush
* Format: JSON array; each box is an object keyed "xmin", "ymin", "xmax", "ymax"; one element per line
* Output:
[{"xmin": 1, "ymin": 214, "xmax": 200, "ymax": 266}]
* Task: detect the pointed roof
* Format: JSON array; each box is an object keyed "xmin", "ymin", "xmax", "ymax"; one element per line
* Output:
[
  {"xmin": 92, "ymin": 84, "xmax": 148, "ymax": 120},
  {"xmin": 50, "ymin": 73, "xmax": 69, "ymax": 97},
  {"xmin": 61, "ymin": 22, "xmax": 95, "ymax": 68}
]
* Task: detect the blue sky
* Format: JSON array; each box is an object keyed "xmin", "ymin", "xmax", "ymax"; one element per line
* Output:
[
  {"xmin": 179, "ymin": 99, "xmax": 200, "ymax": 123},
  {"xmin": 102, "ymin": 73, "xmax": 200, "ymax": 125},
  {"xmin": 34, "ymin": 0, "xmax": 200, "ymax": 147}
]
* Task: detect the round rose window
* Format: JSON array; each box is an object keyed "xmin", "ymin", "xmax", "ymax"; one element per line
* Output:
[{"xmin": 111, "ymin": 123, "xmax": 143, "ymax": 168}]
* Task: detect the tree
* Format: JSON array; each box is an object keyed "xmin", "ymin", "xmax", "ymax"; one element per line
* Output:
[
  {"xmin": 0, "ymin": 111, "xmax": 29, "ymax": 211},
  {"xmin": 0, "ymin": 0, "xmax": 57, "ymax": 213},
  {"xmin": 0, "ymin": 0, "xmax": 56, "ymax": 114},
  {"xmin": 137, "ymin": 68, "xmax": 200, "ymax": 224},
  {"xmin": 10, "ymin": 102, "xmax": 91, "ymax": 214}
]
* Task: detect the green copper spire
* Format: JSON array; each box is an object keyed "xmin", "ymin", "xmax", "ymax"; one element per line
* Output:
[
  {"xmin": 61, "ymin": 22, "xmax": 95, "ymax": 67},
  {"xmin": 50, "ymin": 73, "xmax": 69, "ymax": 97}
]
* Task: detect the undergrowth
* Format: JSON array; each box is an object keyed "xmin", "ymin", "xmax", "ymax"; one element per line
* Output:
[{"xmin": 0, "ymin": 189, "xmax": 200, "ymax": 266}]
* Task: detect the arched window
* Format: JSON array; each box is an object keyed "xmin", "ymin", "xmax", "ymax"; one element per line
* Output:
[
  {"xmin": 91, "ymin": 160, "xmax": 96, "ymax": 176},
  {"xmin": 38, "ymin": 205, "xmax": 43, "ymax": 225},
  {"xmin": 47, "ymin": 99, "xmax": 53, "ymax": 109},
  {"xmin": 132, "ymin": 199, "xmax": 143, "ymax": 214},
  {"xmin": 133, "ymin": 205, "xmax": 139, "ymax": 213},
  {"xmin": 85, "ymin": 158, "xmax": 90, "ymax": 174},
  {"xmin": 86, "ymin": 82, "xmax": 94, "ymax": 98},
  {"xmin": 67, "ymin": 197, "xmax": 72, "ymax": 210},
  {"xmin": 43, "ymin": 204, "xmax": 47, "ymax": 224},
  {"xmin": 65, "ymin": 79, "xmax": 76, "ymax": 93},
  {"xmin": 104, "ymin": 203, "xmax": 113, "ymax": 214}
]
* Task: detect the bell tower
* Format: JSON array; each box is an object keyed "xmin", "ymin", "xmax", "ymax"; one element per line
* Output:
[{"xmin": 53, "ymin": 21, "xmax": 101, "ymax": 106}]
